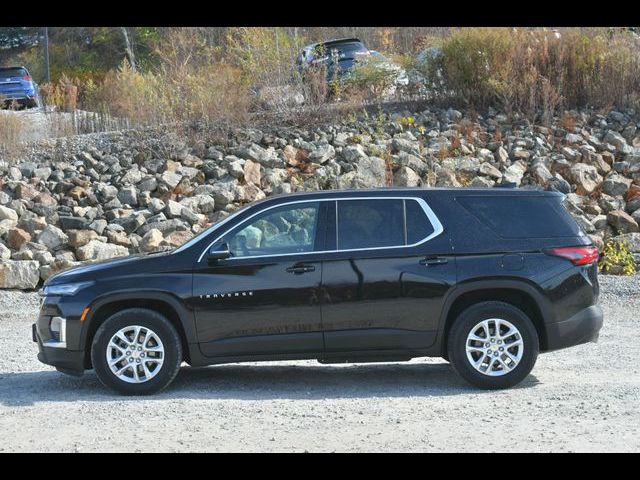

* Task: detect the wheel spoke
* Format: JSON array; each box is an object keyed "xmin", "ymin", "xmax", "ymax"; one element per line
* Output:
[
  {"xmin": 497, "ymin": 357, "xmax": 512, "ymax": 372},
  {"xmin": 109, "ymin": 354, "xmax": 126, "ymax": 367},
  {"xmin": 505, "ymin": 338, "xmax": 523, "ymax": 349},
  {"xmin": 468, "ymin": 333, "xmax": 486, "ymax": 343},
  {"xmin": 114, "ymin": 364, "xmax": 131, "ymax": 377}
]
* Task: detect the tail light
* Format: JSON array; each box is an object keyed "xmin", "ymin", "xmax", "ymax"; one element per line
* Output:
[
  {"xmin": 22, "ymin": 75, "xmax": 32, "ymax": 81},
  {"xmin": 544, "ymin": 246, "xmax": 599, "ymax": 265}
]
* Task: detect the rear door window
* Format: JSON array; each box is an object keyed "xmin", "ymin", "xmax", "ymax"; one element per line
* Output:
[
  {"xmin": 337, "ymin": 199, "xmax": 404, "ymax": 249},
  {"xmin": 336, "ymin": 198, "xmax": 436, "ymax": 250}
]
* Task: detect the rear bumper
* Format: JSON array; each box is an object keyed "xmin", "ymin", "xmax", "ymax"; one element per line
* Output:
[{"xmin": 545, "ymin": 304, "xmax": 603, "ymax": 352}]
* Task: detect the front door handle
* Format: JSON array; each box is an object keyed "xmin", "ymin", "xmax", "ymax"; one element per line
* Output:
[
  {"xmin": 286, "ymin": 264, "xmax": 316, "ymax": 274},
  {"xmin": 420, "ymin": 256, "xmax": 449, "ymax": 266}
]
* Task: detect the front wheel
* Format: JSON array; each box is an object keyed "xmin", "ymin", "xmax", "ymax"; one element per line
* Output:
[
  {"xmin": 91, "ymin": 308, "xmax": 183, "ymax": 395},
  {"xmin": 447, "ymin": 301, "xmax": 539, "ymax": 389}
]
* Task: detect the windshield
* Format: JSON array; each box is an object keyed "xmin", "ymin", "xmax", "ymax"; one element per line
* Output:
[{"xmin": 171, "ymin": 202, "xmax": 253, "ymax": 255}]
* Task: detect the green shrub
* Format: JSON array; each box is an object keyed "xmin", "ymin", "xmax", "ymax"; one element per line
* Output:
[{"xmin": 598, "ymin": 239, "xmax": 637, "ymax": 275}]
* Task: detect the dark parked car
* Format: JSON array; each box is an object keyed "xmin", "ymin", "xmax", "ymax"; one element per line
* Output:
[
  {"xmin": 34, "ymin": 187, "xmax": 603, "ymax": 395},
  {"xmin": 297, "ymin": 38, "xmax": 371, "ymax": 82},
  {"xmin": 0, "ymin": 66, "xmax": 40, "ymax": 108}
]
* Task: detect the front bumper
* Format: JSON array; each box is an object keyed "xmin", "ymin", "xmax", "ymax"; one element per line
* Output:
[
  {"xmin": 33, "ymin": 322, "xmax": 85, "ymax": 376},
  {"xmin": 545, "ymin": 304, "xmax": 603, "ymax": 352}
]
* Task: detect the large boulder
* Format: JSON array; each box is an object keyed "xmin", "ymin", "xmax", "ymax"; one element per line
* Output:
[
  {"xmin": 607, "ymin": 210, "xmax": 639, "ymax": 234},
  {"xmin": 0, "ymin": 206, "xmax": 18, "ymax": 222},
  {"xmin": 602, "ymin": 174, "xmax": 632, "ymax": 197},
  {"xmin": 36, "ymin": 225, "xmax": 68, "ymax": 250},
  {"xmin": 613, "ymin": 232, "xmax": 640, "ymax": 252},
  {"xmin": 569, "ymin": 163, "xmax": 603, "ymax": 195},
  {"xmin": 139, "ymin": 229, "xmax": 164, "ymax": 253},
  {"xmin": 76, "ymin": 240, "xmax": 129, "ymax": 262},
  {"xmin": 0, "ymin": 260, "xmax": 40, "ymax": 289},
  {"xmin": 393, "ymin": 166, "xmax": 421, "ymax": 187},
  {"xmin": 350, "ymin": 156, "xmax": 387, "ymax": 188}
]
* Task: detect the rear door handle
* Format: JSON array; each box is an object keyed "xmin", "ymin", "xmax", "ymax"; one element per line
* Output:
[
  {"xmin": 286, "ymin": 264, "xmax": 316, "ymax": 274},
  {"xmin": 420, "ymin": 256, "xmax": 449, "ymax": 266}
]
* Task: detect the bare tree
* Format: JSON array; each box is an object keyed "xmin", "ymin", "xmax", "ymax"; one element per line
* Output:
[{"xmin": 120, "ymin": 27, "xmax": 136, "ymax": 72}]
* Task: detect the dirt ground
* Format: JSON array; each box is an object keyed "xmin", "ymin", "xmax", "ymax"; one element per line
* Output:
[{"xmin": 0, "ymin": 275, "xmax": 638, "ymax": 452}]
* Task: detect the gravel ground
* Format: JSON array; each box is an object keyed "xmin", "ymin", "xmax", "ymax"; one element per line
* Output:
[{"xmin": 0, "ymin": 275, "xmax": 638, "ymax": 452}]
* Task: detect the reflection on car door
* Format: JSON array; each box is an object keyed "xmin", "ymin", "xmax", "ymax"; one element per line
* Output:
[
  {"xmin": 320, "ymin": 197, "xmax": 456, "ymax": 356},
  {"xmin": 193, "ymin": 201, "xmax": 326, "ymax": 359}
]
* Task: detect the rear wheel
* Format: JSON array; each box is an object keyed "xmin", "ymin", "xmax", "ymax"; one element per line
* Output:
[
  {"xmin": 447, "ymin": 301, "xmax": 539, "ymax": 389},
  {"xmin": 91, "ymin": 308, "xmax": 182, "ymax": 395}
]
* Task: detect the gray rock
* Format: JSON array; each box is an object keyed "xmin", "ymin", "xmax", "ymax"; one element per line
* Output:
[
  {"xmin": 392, "ymin": 138, "xmax": 420, "ymax": 156},
  {"xmin": 478, "ymin": 162, "xmax": 503, "ymax": 180},
  {"xmin": 494, "ymin": 147, "xmax": 509, "ymax": 165},
  {"xmin": 350, "ymin": 156, "xmax": 387, "ymax": 188},
  {"xmin": 36, "ymin": 225, "xmax": 68, "ymax": 250},
  {"xmin": 602, "ymin": 174, "xmax": 632, "ymax": 197},
  {"xmin": 502, "ymin": 161, "xmax": 527, "ymax": 186},
  {"xmin": 342, "ymin": 144, "xmax": 369, "ymax": 163},
  {"xmin": 160, "ymin": 171, "xmax": 183, "ymax": 190},
  {"xmin": 139, "ymin": 229, "xmax": 164, "ymax": 253},
  {"xmin": 58, "ymin": 216, "xmax": 91, "ymax": 231},
  {"xmin": 0, "ymin": 260, "xmax": 40, "ymax": 289},
  {"xmin": 76, "ymin": 240, "xmax": 129, "ymax": 262},
  {"xmin": 393, "ymin": 166, "xmax": 421, "ymax": 187},
  {"xmin": 237, "ymin": 143, "xmax": 280, "ymax": 167},
  {"xmin": 604, "ymin": 130, "xmax": 632, "ymax": 154},
  {"xmin": 165, "ymin": 200, "xmax": 184, "ymax": 219},
  {"xmin": 0, "ymin": 206, "xmax": 18, "ymax": 222},
  {"xmin": 117, "ymin": 186, "xmax": 138, "ymax": 206},
  {"xmin": 569, "ymin": 163, "xmax": 602, "ymax": 195},
  {"xmin": 308, "ymin": 145, "xmax": 335, "ymax": 164},
  {"xmin": 613, "ymin": 232, "xmax": 640, "ymax": 252},
  {"xmin": 607, "ymin": 210, "xmax": 639, "ymax": 234}
]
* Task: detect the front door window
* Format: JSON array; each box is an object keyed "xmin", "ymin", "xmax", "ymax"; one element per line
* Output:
[{"xmin": 226, "ymin": 202, "xmax": 320, "ymax": 258}]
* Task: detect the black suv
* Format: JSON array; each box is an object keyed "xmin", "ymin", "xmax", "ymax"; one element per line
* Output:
[{"xmin": 33, "ymin": 188, "xmax": 603, "ymax": 395}]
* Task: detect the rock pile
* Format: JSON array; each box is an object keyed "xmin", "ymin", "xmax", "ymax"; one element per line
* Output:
[{"xmin": 1, "ymin": 106, "xmax": 639, "ymax": 288}]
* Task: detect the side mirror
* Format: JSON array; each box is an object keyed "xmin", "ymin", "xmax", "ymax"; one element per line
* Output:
[{"xmin": 208, "ymin": 242, "xmax": 231, "ymax": 263}]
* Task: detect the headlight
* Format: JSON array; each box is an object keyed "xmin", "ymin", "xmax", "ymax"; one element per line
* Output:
[{"xmin": 41, "ymin": 281, "xmax": 94, "ymax": 296}]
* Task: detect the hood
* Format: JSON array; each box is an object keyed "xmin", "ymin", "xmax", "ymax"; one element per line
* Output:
[{"xmin": 46, "ymin": 251, "xmax": 173, "ymax": 286}]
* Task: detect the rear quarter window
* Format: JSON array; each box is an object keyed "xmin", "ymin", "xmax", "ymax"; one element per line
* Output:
[{"xmin": 456, "ymin": 195, "xmax": 583, "ymax": 239}]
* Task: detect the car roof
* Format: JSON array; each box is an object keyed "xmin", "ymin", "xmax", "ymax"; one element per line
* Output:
[
  {"xmin": 252, "ymin": 186, "xmax": 561, "ymax": 207},
  {"xmin": 0, "ymin": 66, "xmax": 28, "ymax": 71},
  {"xmin": 304, "ymin": 38, "xmax": 364, "ymax": 50}
]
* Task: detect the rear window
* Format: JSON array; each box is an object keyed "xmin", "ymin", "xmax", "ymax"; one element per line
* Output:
[
  {"xmin": 0, "ymin": 68, "xmax": 27, "ymax": 78},
  {"xmin": 457, "ymin": 195, "xmax": 583, "ymax": 239},
  {"xmin": 315, "ymin": 42, "xmax": 367, "ymax": 58}
]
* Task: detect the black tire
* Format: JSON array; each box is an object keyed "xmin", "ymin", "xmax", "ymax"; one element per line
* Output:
[
  {"xmin": 91, "ymin": 308, "xmax": 183, "ymax": 395},
  {"xmin": 447, "ymin": 301, "xmax": 539, "ymax": 390}
]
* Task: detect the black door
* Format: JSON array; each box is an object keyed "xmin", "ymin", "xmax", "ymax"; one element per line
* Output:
[
  {"xmin": 193, "ymin": 201, "xmax": 325, "ymax": 358},
  {"xmin": 320, "ymin": 197, "xmax": 456, "ymax": 356}
]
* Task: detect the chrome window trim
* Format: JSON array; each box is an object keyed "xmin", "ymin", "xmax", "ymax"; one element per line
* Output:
[{"xmin": 197, "ymin": 195, "xmax": 444, "ymax": 263}]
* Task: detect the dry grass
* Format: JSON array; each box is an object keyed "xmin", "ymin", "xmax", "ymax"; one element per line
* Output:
[
  {"xmin": 0, "ymin": 112, "xmax": 27, "ymax": 159},
  {"xmin": 418, "ymin": 27, "xmax": 640, "ymax": 118}
]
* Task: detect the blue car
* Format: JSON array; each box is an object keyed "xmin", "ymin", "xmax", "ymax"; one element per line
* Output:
[{"xmin": 0, "ymin": 66, "xmax": 40, "ymax": 109}]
